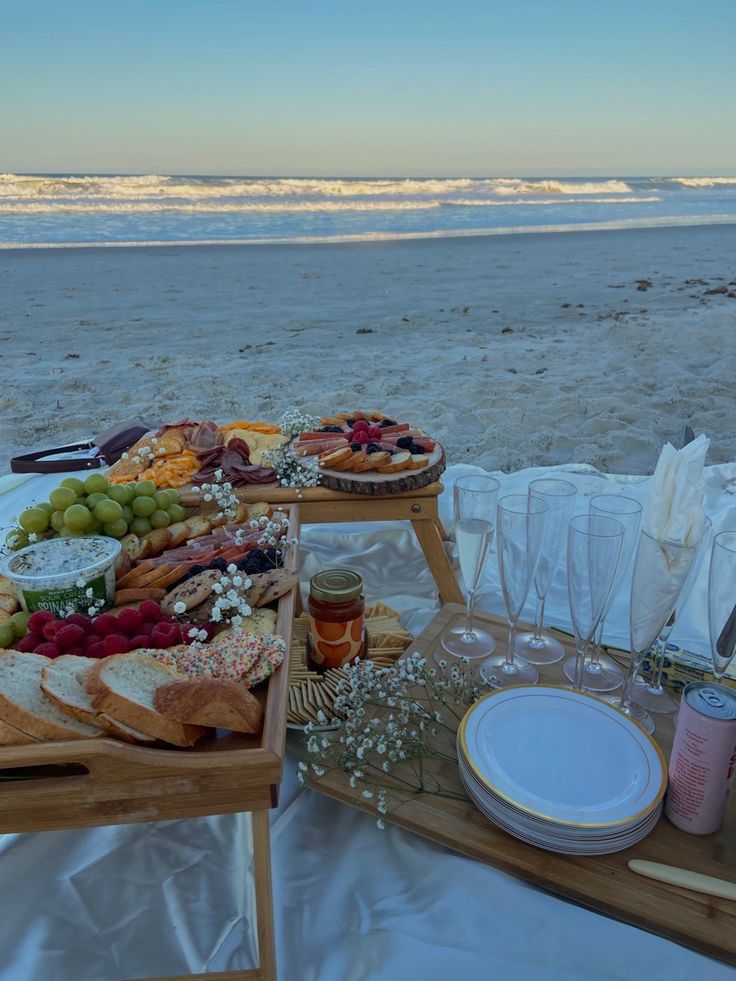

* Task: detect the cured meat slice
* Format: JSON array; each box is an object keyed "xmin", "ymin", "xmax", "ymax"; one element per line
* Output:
[{"xmin": 294, "ymin": 437, "xmax": 348, "ymax": 456}]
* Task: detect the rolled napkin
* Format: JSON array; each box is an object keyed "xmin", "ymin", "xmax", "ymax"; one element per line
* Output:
[{"xmin": 630, "ymin": 434, "xmax": 710, "ymax": 653}]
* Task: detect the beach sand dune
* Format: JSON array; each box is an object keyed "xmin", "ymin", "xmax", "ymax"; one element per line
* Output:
[{"xmin": 1, "ymin": 224, "xmax": 734, "ymax": 475}]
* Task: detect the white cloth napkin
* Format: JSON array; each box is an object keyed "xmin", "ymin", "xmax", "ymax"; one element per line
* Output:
[
  {"xmin": 631, "ymin": 435, "xmax": 710, "ymax": 652},
  {"xmin": 643, "ymin": 433, "xmax": 709, "ymax": 545}
]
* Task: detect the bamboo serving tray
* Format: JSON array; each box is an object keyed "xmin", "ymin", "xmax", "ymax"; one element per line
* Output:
[
  {"xmin": 311, "ymin": 604, "xmax": 736, "ymax": 966},
  {"xmin": 0, "ymin": 505, "xmax": 301, "ymax": 835}
]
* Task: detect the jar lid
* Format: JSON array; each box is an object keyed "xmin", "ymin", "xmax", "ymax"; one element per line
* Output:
[{"xmin": 310, "ymin": 568, "xmax": 363, "ymax": 604}]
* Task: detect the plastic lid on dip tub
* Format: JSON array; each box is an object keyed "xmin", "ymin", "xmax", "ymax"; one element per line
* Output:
[{"xmin": 310, "ymin": 569, "xmax": 363, "ymax": 604}]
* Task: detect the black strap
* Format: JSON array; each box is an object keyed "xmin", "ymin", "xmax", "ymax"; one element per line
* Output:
[{"xmin": 10, "ymin": 442, "xmax": 105, "ymax": 474}]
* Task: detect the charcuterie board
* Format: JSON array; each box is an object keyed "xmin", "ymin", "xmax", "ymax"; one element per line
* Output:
[
  {"xmin": 299, "ymin": 442, "xmax": 446, "ymax": 495},
  {"xmin": 0, "ymin": 507, "xmax": 300, "ymax": 834}
]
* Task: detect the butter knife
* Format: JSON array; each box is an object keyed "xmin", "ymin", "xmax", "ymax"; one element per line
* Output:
[{"xmin": 628, "ymin": 860, "xmax": 736, "ymax": 900}]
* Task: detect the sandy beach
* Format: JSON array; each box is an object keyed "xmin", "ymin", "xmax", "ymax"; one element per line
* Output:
[{"xmin": 1, "ymin": 223, "xmax": 734, "ymax": 476}]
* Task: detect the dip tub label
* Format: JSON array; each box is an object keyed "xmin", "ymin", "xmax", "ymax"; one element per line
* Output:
[{"xmin": 21, "ymin": 573, "xmax": 107, "ymax": 615}]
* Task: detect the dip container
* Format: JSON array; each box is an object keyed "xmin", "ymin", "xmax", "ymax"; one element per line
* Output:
[{"xmin": 1, "ymin": 536, "xmax": 121, "ymax": 615}]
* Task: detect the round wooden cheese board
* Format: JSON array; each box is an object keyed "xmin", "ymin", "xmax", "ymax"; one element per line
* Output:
[{"xmin": 297, "ymin": 443, "xmax": 446, "ymax": 496}]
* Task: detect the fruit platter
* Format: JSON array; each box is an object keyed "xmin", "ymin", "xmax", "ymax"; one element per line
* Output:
[
  {"xmin": 292, "ymin": 410, "xmax": 446, "ymax": 495},
  {"xmin": 0, "ymin": 468, "xmax": 299, "ymax": 768}
]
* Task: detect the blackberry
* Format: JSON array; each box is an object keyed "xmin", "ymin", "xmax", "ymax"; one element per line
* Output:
[
  {"xmin": 366, "ymin": 443, "xmax": 381, "ymax": 454},
  {"xmin": 211, "ymin": 557, "xmax": 228, "ymax": 572},
  {"xmin": 320, "ymin": 425, "xmax": 344, "ymax": 433},
  {"xmin": 409, "ymin": 443, "xmax": 425, "ymax": 455},
  {"xmin": 379, "ymin": 419, "xmax": 398, "ymax": 428},
  {"xmin": 396, "ymin": 435, "xmax": 414, "ymax": 449},
  {"xmin": 350, "ymin": 442, "xmax": 362, "ymax": 452},
  {"xmin": 345, "ymin": 418, "xmax": 356, "ymax": 427}
]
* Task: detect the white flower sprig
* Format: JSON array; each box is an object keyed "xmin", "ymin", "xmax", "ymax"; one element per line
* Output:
[
  {"xmin": 209, "ymin": 564, "xmax": 253, "ymax": 631},
  {"xmin": 263, "ymin": 444, "xmax": 321, "ymax": 496},
  {"xmin": 190, "ymin": 468, "xmax": 240, "ymax": 521},
  {"xmin": 299, "ymin": 652, "xmax": 480, "ymax": 829},
  {"xmin": 278, "ymin": 406, "xmax": 321, "ymax": 438}
]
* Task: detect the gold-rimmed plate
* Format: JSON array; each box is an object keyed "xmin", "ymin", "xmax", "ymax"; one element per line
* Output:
[{"xmin": 458, "ymin": 685, "xmax": 667, "ymax": 829}]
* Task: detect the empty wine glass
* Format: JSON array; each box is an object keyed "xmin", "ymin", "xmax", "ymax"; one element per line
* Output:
[
  {"xmin": 562, "ymin": 494, "xmax": 642, "ymax": 690},
  {"xmin": 708, "ymin": 531, "xmax": 736, "ymax": 682},
  {"xmin": 441, "ymin": 475, "xmax": 501, "ymax": 658},
  {"xmin": 515, "ymin": 478, "xmax": 577, "ymax": 665},
  {"xmin": 609, "ymin": 528, "xmax": 701, "ymax": 734},
  {"xmin": 480, "ymin": 494, "xmax": 548, "ymax": 687},
  {"xmin": 633, "ymin": 517, "xmax": 711, "ymax": 714},
  {"xmin": 566, "ymin": 514, "xmax": 624, "ymax": 691}
]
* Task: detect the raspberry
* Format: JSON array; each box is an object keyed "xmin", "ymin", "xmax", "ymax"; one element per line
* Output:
[
  {"xmin": 117, "ymin": 608, "xmax": 143, "ymax": 635},
  {"xmin": 367, "ymin": 426, "xmax": 381, "ymax": 440},
  {"xmin": 56, "ymin": 624, "xmax": 87, "ymax": 651},
  {"xmin": 86, "ymin": 641, "xmax": 106, "ymax": 659},
  {"xmin": 17, "ymin": 635, "xmax": 38, "ymax": 653},
  {"xmin": 151, "ymin": 623, "xmax": 179, "ymax": 649},
  {"xmin": 352, "ymin": 420, "xmax": 369, "ymax": 432},
  {"xmin": 130, "ymin": 634, "xmax": 151, "ymax": 650},
  {"xmin": 354, "ymin": 431, "xmax": 369, "ymax": 445},
  {"xmin": 35, "ymin": 642, "xmax": 60, "ymax": 658},
  {"xmin": 43, "ymin": 620, "xmax": 63, "ymax": 642},
  {"xmin": 138, "ymin": 600, "xmax": 162, "ymax": 623},
  {"xmin": 28, "ymin": 610, "xmax": 55, "ymax": 634},
  {"xmin": 64, "ymin": 647, "xmax": 85, "ymax": 657},
  {"xmin": 103, "ymin": 634, "xmax": 131, "ymax": 656},
  {"xmin": 92, "ymin": 613, "xmax": 118, "ymax": 637},
  {"xmin": 66, "ymin": 613, "xmax": 92, "ymax": 632}
]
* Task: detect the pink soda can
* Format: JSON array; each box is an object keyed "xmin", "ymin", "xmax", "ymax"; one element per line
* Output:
[{"xmin": 664, "ymin": 681, "xmax": 736, "ymax": 835}]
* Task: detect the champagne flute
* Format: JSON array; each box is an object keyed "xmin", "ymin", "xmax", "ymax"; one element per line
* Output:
[
  {"xmin": 562, "ymin": 494, "xmax": 642, "ymax": 690},
  {"xmin": 708, "ymin": 531, "xmax": 736, "ymax": 682},
  {"xmin": 566, "ymin": 514, "xmax": 624, "ymax": 691},
  {"xmin": 479, "ymin": 494, "xmax": 548, "ymax": 687},
  {"xmin": 515, "ymin": 478, "xmax": 577, "ymax": 665},
  {"xmin": 441, "ymin": 475, "xmax": 500, "ymax": 658},
  {"xmin": 608, "ymin": 528, "xmax": 701, "ymax": 734},
  {"xmin": 633, "ymin": 517, "xmax": 711, "ymax": 714}
]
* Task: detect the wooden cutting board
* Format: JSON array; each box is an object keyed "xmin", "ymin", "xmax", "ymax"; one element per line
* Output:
[{"xmin": 310, "ymin": 604, "xmax": 736, "ymax": 966}]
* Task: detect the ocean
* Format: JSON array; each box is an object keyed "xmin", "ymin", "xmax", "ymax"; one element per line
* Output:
[{"xmin": 1, "ymin": 173, "xmax": 735, "ymax": 247}]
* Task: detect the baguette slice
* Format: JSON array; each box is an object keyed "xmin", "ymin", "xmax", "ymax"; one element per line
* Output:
[
  {"xmin": 154, "ymin": 679, "xmax": 264, "ymax": 734},
  {"xmin": 87, "ymin": 653, "xmax": 206, "ymax": 747},
  {"xmin": 0, "ymin": 651, "xmax": 103, "ymax": 741},
  {"xmin": 353, "ymin": 451, "xmax": 390, "ymax": 472},
  {"xmin": 376, "ymin": 451, "xmax": 412, "ymax": 474},
  {"xmin": 408, "ymin": 454, "xmax": 429, "ymax": 470},
  {"xmin": 41, "ymin": 655, "xmax": 155, "ymax": 744}
]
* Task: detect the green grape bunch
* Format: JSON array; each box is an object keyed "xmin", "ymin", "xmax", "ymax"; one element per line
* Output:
[{"xmin": 6, "ymin": 474, "xmax": 185, "ymax": 551}]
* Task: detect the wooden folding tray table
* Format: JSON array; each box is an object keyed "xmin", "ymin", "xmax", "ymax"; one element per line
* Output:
[{"xmin": 0, "ymin": 505, "xmax": 301, "ymax": 981}]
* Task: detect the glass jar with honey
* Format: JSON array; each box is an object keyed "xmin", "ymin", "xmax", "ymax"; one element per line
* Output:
[{"xmin": 307, "ymin": 568, "xmax": 366, "ymax": 671}]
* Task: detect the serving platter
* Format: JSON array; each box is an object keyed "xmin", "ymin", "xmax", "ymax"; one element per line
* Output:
[
  {"xmin": 0, "ymin": 506, "xmax": 300, "ymax": 834},
  {"xmin": 298, "ymin": 442, "xmax": 446, "ymax": 496},
  {"xmin": 309, "ymin": 604, "xmax": 736, "ymax": 966}
]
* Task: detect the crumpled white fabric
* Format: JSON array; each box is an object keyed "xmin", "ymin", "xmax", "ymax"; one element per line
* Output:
[{"xmin": 0, "ymin": 462, "xmax": 734, "ymax": 980}]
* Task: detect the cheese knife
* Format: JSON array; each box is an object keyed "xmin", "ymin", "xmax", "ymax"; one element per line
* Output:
[{"xmin": 628, "ymin": 860, "xmax": 736, "ymax": 901}]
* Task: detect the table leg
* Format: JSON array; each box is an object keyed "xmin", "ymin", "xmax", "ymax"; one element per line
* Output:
[
  {"xmin": 411, "ymin": 518, "xmax": 463, "ymax": 605},
  {"xmin": 252, "ymin": 809, "xmax": 277, "ymax": 981}
]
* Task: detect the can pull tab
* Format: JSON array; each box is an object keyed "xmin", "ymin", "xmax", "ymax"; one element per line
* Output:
[{"xmin": 703, "ymin": 690, "xmax": 727, "ymax": 710}]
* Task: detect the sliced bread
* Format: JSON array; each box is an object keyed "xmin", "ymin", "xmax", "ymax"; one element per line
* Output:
[
  {"xmin": 41, "ymin": 655, "xmax": 155, "ymax": 745},
  {"xmin": 154, "ymin": 679, "xmax": 264, "ymax": 734},
  {"xmin": 0, "ymin": 651, "xmax": 103, "ymax": 741},
  {"xmin": 0, "ymin": 717, "xmax": 40, "ymax": 746},
  {"xmin": 86, "ymin": 653, "xmax": 205, "ymax": 747}
]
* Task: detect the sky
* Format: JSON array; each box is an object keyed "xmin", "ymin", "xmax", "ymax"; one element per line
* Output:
[{"xmin": 2, "ymin": 0, "xmax": 735, "ymax": 176}]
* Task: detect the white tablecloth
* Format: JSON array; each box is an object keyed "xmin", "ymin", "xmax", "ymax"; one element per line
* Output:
[{"xmin": 0, "ymin": 462, "xmax": 734, "ymax": 980}]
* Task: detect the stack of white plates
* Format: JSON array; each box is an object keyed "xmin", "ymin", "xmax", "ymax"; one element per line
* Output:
[{"xmin": 457, "ymin": 685, "xmax": 667, "ymax": 855}]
